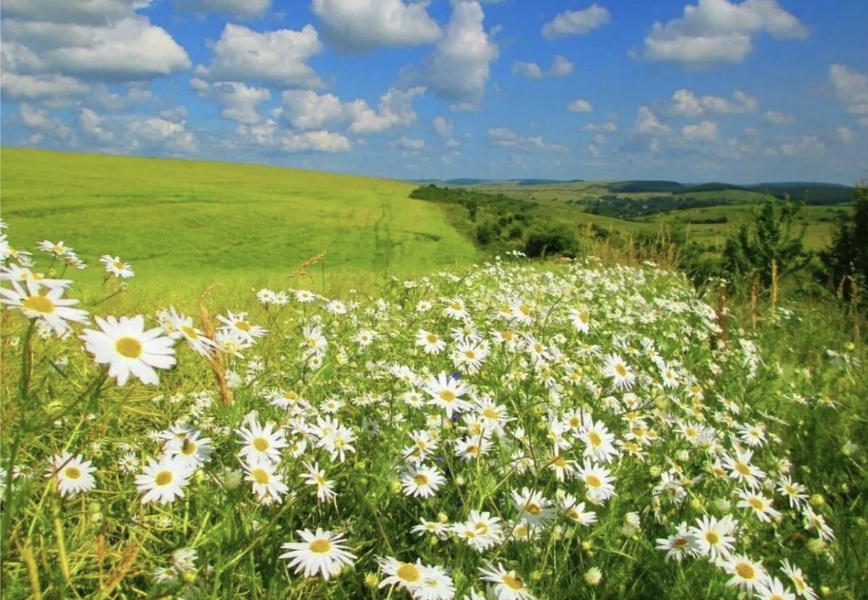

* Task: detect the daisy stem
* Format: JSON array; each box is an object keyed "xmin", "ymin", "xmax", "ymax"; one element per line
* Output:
[
  {"xmin": 19, "ymin": 320, "xmax": 36, "ymax": 402},
  {"xmin": 20, "ymin": 539, "xmax": 43, "ymax": 600},
  {"xmin": 50, "ymin": 483, "xmax": 75, "ymax": 593}
]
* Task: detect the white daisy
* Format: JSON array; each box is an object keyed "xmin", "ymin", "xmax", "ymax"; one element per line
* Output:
[
  {"xmin": 280, "ymin": 528, "xmax": 356, "ymax": 580},
  {"xmin": 135, "ymin": 455, "xmax": 195, "ymax": 505},
  {"xmin": 80, "ymin": 315, "xmax": 176, "ymax": 386},
  {"xmin": 46, "ymin": 453, "xmax": 96, "ymax": 497}
]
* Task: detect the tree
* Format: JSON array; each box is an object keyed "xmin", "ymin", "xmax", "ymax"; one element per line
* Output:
[
  {"xmin": 524, "ymin": 222, "xmax": 579, "ymax": 258},
  {"xmin": 818, "ymin": 182, "xmax": 868, "ymax": 301},
  {"xmin": 721, "ymin": 196, "xmax": 812, "ymax": 289}
]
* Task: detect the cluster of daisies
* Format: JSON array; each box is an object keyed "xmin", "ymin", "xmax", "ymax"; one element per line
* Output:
[{"xmin": 1, "ymin": 225, "xmax": 843, "ymax": 599}]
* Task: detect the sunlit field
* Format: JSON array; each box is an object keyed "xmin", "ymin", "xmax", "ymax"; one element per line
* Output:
[{"xmin": 1, "ymin": 218, "xmax": 865, "ymax": 599}]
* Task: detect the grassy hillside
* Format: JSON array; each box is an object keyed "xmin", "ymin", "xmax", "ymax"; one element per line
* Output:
[{"xmin": 0, "ymin": 148, "xmax": 478, "ymax": 292}]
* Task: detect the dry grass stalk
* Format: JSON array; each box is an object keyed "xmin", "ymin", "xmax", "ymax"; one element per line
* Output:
[
  {"xmin": 288, "ymin": 250, "xmax": 327, "ymax": 279},
  {"xmin": 198, "ymin": 284, "xmax": 232, "ymax": 406}
]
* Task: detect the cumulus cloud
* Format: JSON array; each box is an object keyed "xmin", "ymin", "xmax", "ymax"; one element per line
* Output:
[
  {"xmin": 3, "ymin": 16, "xmax": 190, "ymax": 81},
  {"xmin": 281, "ymin": 90, "xmax": 347, "ymax": 130},
  {"xmin": 582, "ymin": 121, "xmax": 617, "ymax": 132},
  {"xmin": 568, "ymin": 99, "xmax": 593, "ymax": 112},
  {"xmin": 836, "ymin": 127, "xmax": 853, "ymax": 143},
  {"xmin": 192, "ymin": 79, "xmax": 271, "ymax": 124},
  {"xmin": 778, "ymin": 135, "xmax": 827, "ymax": 156},
  {"xmin": 542, "ymin": 4, "xmax": 611, "ymax": 40},
  {"xmin": 487, "ymin": 127, "xmax": 570, "ymax": 153},
  {"xmin": 234, "ymin": 119, "xmax": 351, "ymax": 153},
  {"xmin": 195, "ymin": 23, "xmax": 323, "ymax": 88},
  {"xmin": 763, "ymin": 110, "xmax": 794, "ymax": 124},
  {"xmin": 829, "ymin": 64, "xmax": 868, "ymax": 115},
  {"xmin": 633, "ymin": 106, "xmax": 673, "ymax": 136},
  {"xmin": 347, "ymin": 86, "xmax": 425, "ymax": 133},
  {"xmin": 390, "ymin": 136, "xmax": 426, "ymax": 151},
  {"xmin": 670, "ymin": 88, "xmax": 758, "ymax": 116},
  {"xmin": 311, "ymin": 0, "xmax": 441, "ymax": 52},
  {"xmin": 0, "ymin": 72, "xmax": 90, "ymax": 102},
  {"xmin": 416, "ymin": 0, "xmax": 498, "ymax": 107},
  {"xmin": 640, "ymin": 0, "xmax": 809, "ymax": 68},
  {"xmin": 127, "ymin": 116, "xmax": 197, "ymax": 153},
  {"xmin": 78, "ymin": 107, "xmax": 114, "ymax": 142},
  {"xmin": 512, "ymin": 55, "xmax": 574, "ymax": 79},
  {"xmin": 19, "ymin": 103, "xmax": 71, "ymax": 139},
  {"xmin": 682, "ymin": 120, "xmax": 719, "ymax": 141},
  {"xmin": 433, "ymin": 116, "xmax": 452, "ymax": 136},
  {"xmin": 2, "ymin": 0, "xmax": 153, "ymax": 26},
  {"xmin": 173, "ymin": 0, "xmax": 270, "ymax": 18}
]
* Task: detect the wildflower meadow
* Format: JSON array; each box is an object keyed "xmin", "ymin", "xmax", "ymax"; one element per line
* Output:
[{"xmin": 1, "ymin": 220, "xmax": 866, "ymax": 599}]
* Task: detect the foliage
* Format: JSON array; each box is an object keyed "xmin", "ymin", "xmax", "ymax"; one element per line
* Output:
[
  {"xmin": 721, "ymin": 197, "xmax": 812, "ymax": 290},
  {"xmin": 523, "ymin": 222, "xmax": 580, "ymax": 258},
  {"xmin": 818, "ymin": 183, "xmax": 868, "ymax": 304}
]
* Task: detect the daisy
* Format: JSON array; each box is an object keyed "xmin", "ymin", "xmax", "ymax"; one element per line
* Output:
[
  {"xmin": 216, "ymin": 311, "xmax": 268, "ymax": 341},
  {"xmin": 721, "ymin": 448, "xmax": 766, "ymax": 490},
  {"xmin": 689, "ymin": 514, "xmax": 737, "ymax": 561},
  {"xmin": 802, "ymin": 506, "xmax": 835, "ymax": 542},
  {"xmin": 236, "ymin": 418, "xmax": 287, "ymax": 464},
  {"xmin": 737, "ymin": 488, "xmax": 781, "ymax": 523},
  {"xmin": 722, "ymin": 554, "xmax": 769, "ymax": 592},
  {"xmin": 46, "ymin": 453, "xmax": 96, "ymax": 497},
  {"xmin": 601, "ymin": 353, "xmax": 635, "ymax": 391},
  {"xmin": 560, "ymin": 493, "xmax": 597, "ymax": 526},
  {"xmin": 99, "ymin": 255, "xmax": 135, "ymax": 279},
  {"xmin": 163, "ymin": 430, "xmax": 213, "ymax": 468},
  {"xmin": 425, "ymin": 373, "xmax": 472, "ymax": 419},
  {"xmin": 777, "ymin": 476, "xmax": 808, "ymax": 510},
  {"xmin": 780, "ymin": 559, "xmax": 817, "ymax": 600},
  {"xmin": 568, "ymin": 308, "xmax": 591, "ymax": 334},
  {"xmin": 511, "ymin": 487, "xmax": 556, "ymax": 528},
  {"xmin": 135, "ymin": 455, "xmax": 195, "ymax": 505},
  {"xmin": 479, "ymin": 562, "xmax": 536, "ymax": 600},
  {"xmin": 576, "ymin": 460, "xmax": 616, "ymax": 504},
  {"xmin": 416, "ymin": 329, "xmax": 447, "ymax": 354},
  {"xmin": 412, "ymin": 519, "xmax": 449, "ymax": 540},
  {"xmin": 580, "ymin": 419, "xmax": 618, "ymax": 464},
  {"xmin": 655, "ymin": 523, "xmax": 699, "ymax": 563},
  {"xmin": 416, "ymin": 563, "xmax": 455, "ymax": 600},
  {"xmin": 377, "ymin": 556, "xmax": 426, "ymax": 594},
  {"xmin": 401, "ymin": 464, "xmax": 445, "ymax": 498},
  {"xmin": 280, "ymin": 528, "xmax": 356, "ymax": 580},
  {"xmin": 453, "ymin": 511, "xmax": 504, "ymax": 552},
  {"xmin": 443, "ymin": 297, "xmax": 468, "ymax": 319},
  {"xmin": 1, "ymin": 278, "xmax": 89, "ymax": 335},
  {"xmin": 755, "ymin": 578, "xmax": 797, "ymax": 600},
  {"xmin": 163, "ymin": 308, "xmax": 217, "ymax": 359},
  {"xmin": 304, "ymin": 461, "xmax": 337, "ymax": 503},
  {"xmin": 242, "ymin": 457, "xmax": 289, "ymax": 505},
  {"xmin": 81, "ymin": 315, "xmax": 176, "ymax": 385}
]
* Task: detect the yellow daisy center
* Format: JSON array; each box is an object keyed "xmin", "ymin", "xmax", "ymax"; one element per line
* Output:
[
  {"xmin": 503, "ymin": 574, "xmax": 523, "ymax": 590},
  {"xmin": 115, "ymin": 337, "xmax": 143, "ymax": 359},
  {"xmin": 439, "ymin": 390, "xmax": 456, "ymax": 402},
  {"xmin": 309, "ymin": 539, "xmax": 331, "ymax": 554},
  {"xmin": 615, "ymin": 364, "xmax": 628, "ymax": 378},
  {"xmin": 735, "ymin": 562, "xmax": 755, "ymax": 580},
  {"xmin": 22, "ymin": 295, "xmax": 56, "ymax": 314},
  {"xmin": 182, "ymin": 439, "xmax": 197, "ymax": 455},
  {"xmin": 588, "ymin": 431, "xmax": 602, "ymax": 447},
  {"xmin": 735, "ymin": 462, "xmax": 751, "ymax": 476},
  {"xmin": 155, "ymin": 470, "xmax": 173, "ymax": 486},
  {"xmin": 413, "ymin": 473, "xmax": 429, "ymax": 486},
  {"xmin": 551, "ymin": 456, "xmax": 567, "ymax": 468},
  {"xmin": 586, "ymin": 474, "xmax": 602, "ymax": 488},
  {"xmin": 525, "ymin": 502, "xmax": 541, "ymax": 515},
  {"xmin": 251, "ymin": 468, "xmax": 270, "ymax": 485},
  {"xmin": 748, "ymin": 497, "xmax": 765, "ymax": 511},
  {"xmin": 482, "ymin": 407, "xmax": 499, "ymax": 419},
  {"xmin": 672, "ymin": 537, "xmax": 689, "ymax": 549},
  {"xmin": 181, "ymin": 325, "xmax": 199, "ymax": 340},
  {"xmin": 397, "ymin": 563, "xmax": 421, "ymax": 583},
  {"xmin": 705, "ymin": 531, "xmax": 720, "ymax": 545},
  {"xmin": 64, "ymin": 466, "xmax": 82, "ymax": 480},
  {"xmin": 234, "ymin": 321, "xmax": 252, "ymax": 332},
  {"xmin": 252, "ymin": 437, "xmax": 270, "ymax": 452}
]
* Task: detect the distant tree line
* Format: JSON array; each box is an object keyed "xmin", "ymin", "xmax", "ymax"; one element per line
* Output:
[{"xmin": 584, "ymin": 195, "xmax": 730, "ymax": 220}]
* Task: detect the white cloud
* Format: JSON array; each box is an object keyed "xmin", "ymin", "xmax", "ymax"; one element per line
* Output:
[
  {"xmin": 633, "ymin": 106, "xmax": 673, "ymax": 136},
  {"xmin": 347, "ymin": 86, "xmax": 425, "ymax": 134},
  {"xmin": 417, "ymin": 0, "xmax": 498, "ymax": 106},
  {"xmin": 127, "ymin": 116, "xmax": 196, "ymax": 153},
  {"xmin": 670, "ymin": 88, "xmax": 758, "ymax": 116},
  {"xmin": 511, "ymin": 60, "xmax": 544, "ymax": 79},
  {"xmin": 641, "ymin": 0, "xmax": 809, "ymax": 68},
  {"xmin": 4, "ymin": 17, "xmax": 191, "ymax": 81},
  {"xmin": 778, "ymin": 135, "xmax": 827, "ymax": 156},
  {"xmin": 311, "ymin": 0, "xmax": 441, "ymax": 52},
  {"xmin": 550, "ymin": 55, "xmax": 574, "ymax": 77},
  {"xmin": 19, "ymin": 103, "xmax": 71, "ymax": 139},
  {"xmin": 93, "ymin": 86, "xmax": 154, "ymax": 110},
  {"xmin": 763, "ymin": 110, "xmax": 794, "ymax": 124},
  {"xmin": 160, "ymin": 106, "xmax": 189, "ymax": 121},
  {"xmin": 78, "ymin": 107, "xmax": 114, "ymax": 142},
  {"xmin": 582, "ymin": 121, "xmax": 617, "ymax": 132},
  {"xmin": 391, "ymin": 136, "xmax": 426, "ymax": 151},
  {"xmin": 487, "ymin": 127, "xmax": 569, "ymax": 153},
  {"xmin": 173, "ymin": 0, "xmax": 270, "ymax": 18},
  {"xmin": 512, "ymin": 55, "xmax": 574, "ymax": 79},
  {"xmin": 836, "ymin": 126, "xmax": 853, "ymax": 143},
  {"xmin": 235, "ymin": 119, "xmax": 351, "ymax": 153},
  {"xmin": 682, "ymin": 120, "xmax": 719, "ymax": 141},
  {"xmin": 195, "ymin": 23, "xmax": 323, "ymax": 88},
  {"xmin": 445, "ymin": 138, "xmax": 460, "ymax": 147},
  {"xmin": 2, "ymin": 0, "xmax": 152, "ymax": 26},
  {"xmin": 829, "ymin": 64, "xmax": 868, "ymax": 115},
  {"xmin": 542, "ymin": 4, "xmax": 610, "ymax": 40},
  {"xmin": 213, "ymin": 82, "xmax": 271, "ymax": 124},
  {"xmin": 0, "ymin": 72, "xmax": 90, "ymax": 102},
  {"xmin": 281, "ymin": 90, "xmax": 346, "ymax": 130},
  {"xmin": 433, "ymin": 116, "xmax": 452, "ymax": 136},
  {"xmin": 568, "ymin": 99, "xmax": 593, "ymax": 113}
]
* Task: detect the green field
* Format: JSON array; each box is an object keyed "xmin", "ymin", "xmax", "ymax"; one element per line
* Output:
[{"xmin": 1, "ymin": 148, "xmax": 478, "ymax": 294}]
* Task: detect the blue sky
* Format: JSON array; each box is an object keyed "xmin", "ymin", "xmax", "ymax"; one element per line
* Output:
[{"xmin": 1, "ymin": 0, "xmax": 866, "ymax": 184}]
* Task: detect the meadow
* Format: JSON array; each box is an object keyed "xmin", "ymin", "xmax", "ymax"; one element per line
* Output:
[{"xmin": 1, "ymin": 151, "xmax": 866, "ymax": 600}]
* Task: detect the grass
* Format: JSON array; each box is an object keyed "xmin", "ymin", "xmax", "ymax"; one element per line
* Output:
[{"xmin": 1, "ymin": 148, "xmax": 478, "ymax": 294}]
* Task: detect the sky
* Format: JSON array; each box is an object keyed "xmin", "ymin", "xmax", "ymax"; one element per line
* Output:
[{"xmin": 1, "ymin": 0, "xmax": 867, "ymax": 185}]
